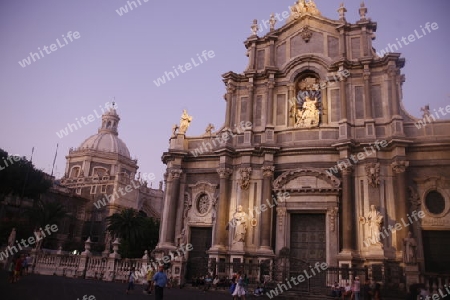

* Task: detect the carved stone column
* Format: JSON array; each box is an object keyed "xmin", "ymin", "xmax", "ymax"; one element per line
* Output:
[
  {"xmin": 225, "ymin": 84, "xmax": 235, "ymax": 128},
  {"xmin": 341, "ymin": 165, "xmax": 354, "ymax": 252},
  {"xmin": 389, "ymin": 67, "xmax": 400, "ymax": 116},
  {"xmin": 338, "ymin": 26, "xmax": 347, "ymax": 58},
  {"xmin": 288, "ymin": 84, "xmax": 295, "ymax": 127},
  {"xmin": 247, "ymin": 84, "xmax": 254, "ymax": 124},
  {"xmin": 259, "ymin": 166, "xmax": 275, "ymax": 252},
  {"xmin": 363, "ymin": 68, "xmax": 373, "ymax": 119},
  {"xmin": 391, "ymin": 160, "xmax": 409, "ymax": 249},
  {"xmin": 211, "ymin": 168, "xmax": 232, "ymax": 251},
  {"xmin": 340, "ymin": 75, "xmax": 348, "ymax": 121},
  {"xmin": 266, "ymin": 81, "xmax": 275, "ymax": 126},
  {"xmin": 160, "ymin": 169, "xmax": 182, "ymax": 248}
]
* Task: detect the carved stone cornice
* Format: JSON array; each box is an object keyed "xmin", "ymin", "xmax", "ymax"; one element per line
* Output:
[
  {"xmin": 261, "ymin": 166, "xmax": 275, "ymax": 178},
  {"xmin": 169, "ymin": 169, "xmax": 182, "ymax": 180},
  {"xmin": 238, "ymin": 167, "xmax": 252, "ymax": 190},
  {"xmin": 216, "ymin": 168, "xmax": 232, "ymax": 179},
  {"xmin": 391, "ymin": 160, "xmax": 409, "ymax": 174}
]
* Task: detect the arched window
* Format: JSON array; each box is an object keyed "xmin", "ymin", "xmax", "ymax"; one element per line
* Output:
[
  {"xmin": 70, "ymin": 166, "xmax": 81, "ymax": 178},
  {"xmin": 92, "ymin": 167, "xmax": 107, "ymax": 177}
]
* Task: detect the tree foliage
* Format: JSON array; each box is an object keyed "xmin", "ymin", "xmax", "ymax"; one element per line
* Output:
[
  {"xmin": 0, "ymin": 148, "xmax": 52, "ymax": 200},
  {"xmin": 25, "ymin": 199, "xmax": 68, "ymax": 228},
  {"xmin": 106, "ymin": 208, "xmax": 160, "ymax": 258}
]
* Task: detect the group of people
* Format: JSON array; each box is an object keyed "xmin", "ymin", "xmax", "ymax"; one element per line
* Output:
[
  {"xmin": 331, "ymin": 277, "xmax": 382, "ymax": 300},
  {"xmin": 7, "ymin": 253, "xmax": 32, "ymax": 283},
  {"xmin": 125, "ymin": 265, "xmax": 168, "ymax": 300}
]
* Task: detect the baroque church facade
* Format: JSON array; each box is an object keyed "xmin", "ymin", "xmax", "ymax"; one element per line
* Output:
[
  {"xmin": 157, "ymin": 1, "xmax": 450, "ymax": 286},
  {"xmin": 59, "ymin": 106, "xmax": 163, "ymax": 246}
]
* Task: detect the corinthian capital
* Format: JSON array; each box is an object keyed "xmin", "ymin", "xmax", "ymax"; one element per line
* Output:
[
  {"xmin": 261, "ymin": 166, "xmax": 275, "ymax": 178},
  {"xmin": 216, "ymin": 168, "xmax": 232, "ymax": 179},
  {"xmin": 169, "ymin": 169, "xmax": 182, "ymax": 180},
  {"xmin": 391, "ymin": 160, "xmax": 409, "ymax": 174},
  {"xmin": 339, "ymin": 162, "xmax": 353, "ymax": 175}
]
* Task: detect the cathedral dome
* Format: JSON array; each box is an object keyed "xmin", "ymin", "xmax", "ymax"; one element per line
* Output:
[
  {"xmin": 78, "ymin": 104, "xmax": 131, "ymax": 159},
  {"xmin": 79, "ymin": 132, "xmax": 131, "ymax": 158}
]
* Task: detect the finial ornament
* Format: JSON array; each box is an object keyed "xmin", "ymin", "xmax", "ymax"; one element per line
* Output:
[
  {"xmin": 251, "ymin": 19, "xmax": 259, "ymax": 36},
  {"xmin": 359, "ymin": 2, "xmax": 367, "ymax": 20},
  {"xmin": 337, "ymin": 2, "xmax": 347, "ymax": 21}
]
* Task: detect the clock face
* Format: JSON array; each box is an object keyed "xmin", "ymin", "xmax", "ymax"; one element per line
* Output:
[{"xmin": 197, "ymin": 194, "xmax": 210, "ymax": 214}]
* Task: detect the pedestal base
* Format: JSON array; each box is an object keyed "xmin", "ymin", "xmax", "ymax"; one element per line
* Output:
[
  {"xmin": 231, "ymin": 242, "xmax": 245, "ymax": 252},
  {"xmin": 404, "ymin": 264, "xmax": 420, "ymax": 286}
]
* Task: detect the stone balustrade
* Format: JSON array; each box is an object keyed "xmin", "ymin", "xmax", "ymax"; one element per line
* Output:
[{"xmin": 31, "ymin": 252, "xmax": 147, "ymax": 283}]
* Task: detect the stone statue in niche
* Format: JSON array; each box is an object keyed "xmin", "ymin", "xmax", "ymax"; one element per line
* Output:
[
  {"xmin": 296, "ymin": 96, "xmax": 320, "ymax": 127},
  {"xmin": 403, "ymin": 231, "xmax": 417, "ymax": 264},
  {"xmin": 293, "ymin": 77, "xmax": 322, "ymax": 128},
  {"xmin": 230, "ymin": 205, "xmax": 248, "ymax": 243},
  {"xmin": 359, "ymin": 204, "xmax": 384, "ymax": 247}
]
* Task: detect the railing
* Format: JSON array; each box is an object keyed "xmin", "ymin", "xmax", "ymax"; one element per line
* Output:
[
  {"xmin": 423, "ymin": 273, "xmax": 450, "ymax": 294},
  {"xmin": 32, "ymin": 253, "xmax": 148, "ymax": 283}
]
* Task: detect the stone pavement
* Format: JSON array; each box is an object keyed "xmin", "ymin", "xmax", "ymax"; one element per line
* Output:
[{"xmin": 0, "ymin": 271, "xmax": 234, "ymax": 300}]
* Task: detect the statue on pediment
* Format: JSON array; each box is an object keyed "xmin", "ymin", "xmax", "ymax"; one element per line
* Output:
[
  {"xmin": 179, "ymin": 109, "xmax": 193, "ymax": 134},
  {"xmin": 288, "ymin": 0, "xmax": 320, "ymax": 22}
]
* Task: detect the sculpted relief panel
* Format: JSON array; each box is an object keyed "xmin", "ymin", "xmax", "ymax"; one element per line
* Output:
[
  {"xmin": 185, "ymin": 181, "xmax": 218, "ymax": 226},
  {"xmin": 413, "ymin": 176, "xmax": 450, "ymax": 230}
]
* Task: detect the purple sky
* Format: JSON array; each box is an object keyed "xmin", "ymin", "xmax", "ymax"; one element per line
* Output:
[{"xmin": 0, "ymin": 0, "xmax": 449, "ymax": 184}]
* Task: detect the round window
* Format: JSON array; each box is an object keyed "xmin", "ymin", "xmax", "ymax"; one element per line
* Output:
[
  {"xmin": 196, "ymin": 194, "xmax": 210, "ymax": 214},
  {"xmin": 425, "ymin": 191, "xmax": 445, "ymax": 215}
]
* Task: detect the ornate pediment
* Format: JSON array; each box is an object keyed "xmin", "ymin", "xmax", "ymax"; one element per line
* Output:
[{"xmin": 273, "ymin": 168, "xmax": 340, "ymax": 192}]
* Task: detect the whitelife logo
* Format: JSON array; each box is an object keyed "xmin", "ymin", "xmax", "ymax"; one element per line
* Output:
[
  {"xmin": 0, "ymin": 225, "xmax": 59, "ymax": 261},
  {"xmin": 55, "ymin": 102, "xmax": 117, "ymax": 139},
  {"xmin": 18, "ymin": 31, "xmax": 81, "ymax": 68}
]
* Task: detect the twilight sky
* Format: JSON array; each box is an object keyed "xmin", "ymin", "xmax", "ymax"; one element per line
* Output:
[{"xmin": 0, "ymin": 0, "xmax": 449, "ymax": 184}]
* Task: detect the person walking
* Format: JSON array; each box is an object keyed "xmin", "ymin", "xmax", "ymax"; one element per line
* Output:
[
  {"xmin": 232, "ymin": 271, "xmax": 246, "ymax": 300},
  {"xmin": 126, "ymin": 267, "xmax": 136, "ymax": 294},
  {"xmin": 352, "ymin": 276, "xmax": 361, "ymax": 300},
  {"xmin": 145, "ymin": 268, "xmax": 155, "ymax": 294},
  {"xmin": 14, "ymin": 254, "xmax": 24, "ymax": 283},
  {"xmin": 362, "ymin": 278, "xmax": 372, "ymax": 300},
  {"xmin": 152, "ymin": 265, "xmax": 168, "ymax": 300}
]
